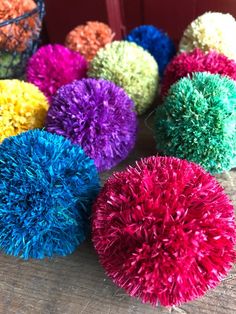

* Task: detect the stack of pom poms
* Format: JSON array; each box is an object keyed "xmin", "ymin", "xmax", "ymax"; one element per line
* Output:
[
  {"xmin": 0, "ymin": 12, "xmax": 235, "ymax": 311},
  {"xmin": 157, "ymin": 11, "xmax": 236, "ymax": 174}
]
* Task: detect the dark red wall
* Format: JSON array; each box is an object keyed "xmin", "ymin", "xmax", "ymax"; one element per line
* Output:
[
  {"xmin": 44, "ymin": 0, "xmax": 236, "ymax": 45},
  {"xmin": 44, "ymin": 0, "xmax": 108, "ymax": 43}
]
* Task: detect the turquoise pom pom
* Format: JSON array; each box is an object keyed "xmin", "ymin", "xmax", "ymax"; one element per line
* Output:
[{"xmin": 0, "ymin": 130, "xmax": 100, "ymax": 259}]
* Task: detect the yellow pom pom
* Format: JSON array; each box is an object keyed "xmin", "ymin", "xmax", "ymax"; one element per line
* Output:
[
  {"xmin": 179, "ymin": 12, "xmax": 236, "ymax": 60},
  {"xmin": 0, "ymin": 80, "xmax": 48, "ymax": 142}
]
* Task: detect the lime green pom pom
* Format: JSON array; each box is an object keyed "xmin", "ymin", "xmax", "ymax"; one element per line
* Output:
[
  {"xmin": 155, "ymin": 72, "xmax": 236, "ymax": 173},
  {"xmin": 88, "ymin": 41, "xmax": 158, "ymax": 115}
]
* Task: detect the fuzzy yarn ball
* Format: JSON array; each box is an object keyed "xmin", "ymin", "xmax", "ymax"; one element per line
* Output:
[
  {"xmin": 65, "ymin": 21, "xmax": 114, "ymax": 62},
  {"xmin": 0, "ymin": 52, "xmax": 21, "ymax": 78},
  {"xmin": 155, "ymin": 72, "xmax": 236, "ymax": 173},
  {"xmin": 0, "ymin": 79, "xmax": 48, "ymax": 142},
  {"xmin": 92, "ymin": 156, "xmax": 236, "ymax": 306},
  {"xmin": 46, "ymin": 78, "xmax": 137, "ymax": 172},
  {"xmin": 26, "ymin": 44, "xmax": 88, "ymax": 100},
  {"xmin": 88, "ymin": 41, "xmax": 158, "ymax": 115},
  {"xmin": 0, "ymin": 0, "xmax": 41, "ymax": 52},
  {"xmin": 0, "ymin": 130, "xmax": 100, "ymax": 259},
  {"xmin": 179, "ymin": 12, "xmax": 236, "ymax": 60},
  {"xmin": 126, "ymin": 25, "xmax": 175, "ymax": 77},
  {"xmin": 161, "ymin": 49, "xmax": 236, "ymax": 97}
]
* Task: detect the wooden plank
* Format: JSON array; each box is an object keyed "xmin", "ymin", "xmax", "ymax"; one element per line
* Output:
[{"xmin": 105, "ymin": 0, "xmax": 126, "ymax": 39}]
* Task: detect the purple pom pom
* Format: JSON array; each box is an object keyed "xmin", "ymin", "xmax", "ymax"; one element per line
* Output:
[
  {"xmin": 26, "ymin": 44, "xmax": 88, "ymax": 99},
  {"xmin": 46, "ymin": 78, "xmax": 138, "ymax": 172}
]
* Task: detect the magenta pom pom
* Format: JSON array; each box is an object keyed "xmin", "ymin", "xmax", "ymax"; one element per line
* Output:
[
  {"xmin": 92, "ymin": 156, "xmax": 236, "ymax": 306},
  {"xmin": 46, "ymin": 78, "xmax": 137, "ymax": 172},
  {"xmin": 161, "ymin": 49, "xmax": 236, "ymax": 97},
  {"xmin": 26, "ymin": 44, "xmax": 88, "ymax": 99}
]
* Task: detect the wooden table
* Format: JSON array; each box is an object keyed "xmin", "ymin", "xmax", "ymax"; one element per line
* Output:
[{"xmin": 0, "ymin": 117, "xmax": 235, "ymax": 314}]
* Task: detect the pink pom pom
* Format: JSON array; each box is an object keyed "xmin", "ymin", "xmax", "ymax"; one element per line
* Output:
[
  {"xmin": 92, "ymin": 156, "xmax": 236, "ymax": 306},
  {"xmin": 161, "ymin": 49, "xmax": 236, "ymax": 97},
  {"xmin": 26, "ymin": 44, "xmax": 88, "ymax": 100}
]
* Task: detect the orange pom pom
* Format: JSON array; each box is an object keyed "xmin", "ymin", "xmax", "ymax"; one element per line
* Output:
[
  {"xmin": 0, "ymin": 0, "xmax": 41, "ymax": 52},
  {"xmin": 65, "ymin": 21, "xmax": 114, "ymax": 61}
]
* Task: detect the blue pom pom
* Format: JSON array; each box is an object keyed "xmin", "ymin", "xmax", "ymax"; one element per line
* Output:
[
  {"xmin": 0, "ymin": 130, "xmax": 100, "ymax": 259},
  {"xmin": 126, "ymin": 25, "xmax": 176, "ymax": 77}
]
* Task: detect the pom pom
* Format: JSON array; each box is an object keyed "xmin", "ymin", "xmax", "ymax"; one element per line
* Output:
[
  {"xmin": 161, "ymin": 49, "xmax": 236, "ymax": 97},
  {"xmin": 0, "ymin": 0, "xmax": 41, "ymax": 51},
  {"xmin": 46, "ymin": 78, "xmax": 137, "ymax": 172},
  {"xmin": 65, "ymin": 21, "xmax": 114, "ymax": 61},
  {"xmin": 92, "ymin": 156, "xmax": 236, "ymax": 306},
  {"xmin": 26, "ymin": 44, "xmax": 88, "ymax": 100},
  {"xmin": 0, "ymin": 52, "xmax": 21, "ymax": 78},
  {"xmin": 126, "ymin": 25, "xmax": 175, "ymax": 77},
  {"xmin": 0, "ymin": 130, "xmax": 100, "ymax": 259},
  {"xmin": 179, "ymin": 12, "xmax": 236, "ymax": 60},
  {"xmin": 88, "ymin": 41, "xmax": 158, "ymax": 115},
  {"xmin": 0, "ymin": 79, "xmax": 48, "ymax": 142},
  {"xmin": 155, "ymin": 72, "xmax": 236, "ymax": 173}
]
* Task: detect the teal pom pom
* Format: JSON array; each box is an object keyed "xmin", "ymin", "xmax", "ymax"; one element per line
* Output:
[
  {"xmin": 88, "ymin": 41, "xmax": 158, "ymax": 115},
  {"xmin": 0, "ymin": 130, "xmax": 100, "ymax": 259},
  {"xmin": 155, "ymin": 72, "xmax": 236, "ymax": 173}
]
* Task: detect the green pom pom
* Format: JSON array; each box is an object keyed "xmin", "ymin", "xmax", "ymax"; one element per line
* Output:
[
  {"xmin": 0, "ymin": 52, "xmax": 21, "ymax": 78},
  {"xmin": 88, "ymin": 41, "xmax": 158, "ymax": 115},
  {"xmin": 154, "ymin": 72, "xmax": 236, "ymax": 173}
]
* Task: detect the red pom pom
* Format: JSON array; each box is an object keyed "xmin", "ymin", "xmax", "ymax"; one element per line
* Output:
[
  {"xmin": 161, "ymin": 49, "xmax": 236, "ymax": 97},
  {"xmin": 92, "ymin": 156, "xmax": 236, "ymax": 307}
]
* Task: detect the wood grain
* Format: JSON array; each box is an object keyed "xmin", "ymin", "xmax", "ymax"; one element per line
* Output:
[{"xmin": 0, "ymin": 117, "xmax": 235, "ymax": 314}]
